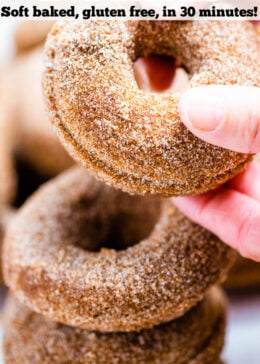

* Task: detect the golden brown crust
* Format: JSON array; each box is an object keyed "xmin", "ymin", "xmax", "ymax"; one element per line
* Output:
[
  {"xmin": 43, "ymin": 20, "xmax": 259, "ymax": 196},
  {"xmin": 3, "ymin": 288, "xmax": 226, "ymax": 364},
  {"xmin": 10, "ymin": 46, "xmax": 73, "ymax": 176},
  {"xmin": 15, "ymin": 20, "xmax": 55, "ymax": 54},
  {"xmin": 3, "ymin": 166, "xmax": 234, "ymax": 332}
]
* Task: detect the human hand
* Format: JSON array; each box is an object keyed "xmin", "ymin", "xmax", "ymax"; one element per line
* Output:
[
  {"xmin": 175, "ymin": 85, "xmax": 260, "ymax": 263},
  {"xmin": 135, "ymin": 53, "xmax": 260, "ymax": 262}
]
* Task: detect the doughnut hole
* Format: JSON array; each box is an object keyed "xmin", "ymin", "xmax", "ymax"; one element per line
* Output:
[
  {"xmin": 101, "ymin": 198, "xmax": 162, "ymax": 251},
  {"xmin": 133, "ymin": 54, "xmax": 190, "ymax": 94},
  {"xmin": 56, "ymin": 189, "xmax": 162, "ymax": 252}
]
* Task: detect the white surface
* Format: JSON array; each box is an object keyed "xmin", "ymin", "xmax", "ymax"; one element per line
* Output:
[
  {"xmin": 224, "ymin": 293, "xmax": 260, "ymax": 364},
  {"xmin": 0, "ymin": 19, "xmax": 260, "ymax": 364}
]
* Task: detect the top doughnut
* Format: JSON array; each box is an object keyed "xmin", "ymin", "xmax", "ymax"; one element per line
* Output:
[{"xmin": 43, "ymin": 20, "xmax": 259, "ymax": 196}]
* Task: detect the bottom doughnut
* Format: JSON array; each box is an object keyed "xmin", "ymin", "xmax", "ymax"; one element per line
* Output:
[{"xmin": 3, "ymin": 287, "xmax": 226, "ymax": 364}]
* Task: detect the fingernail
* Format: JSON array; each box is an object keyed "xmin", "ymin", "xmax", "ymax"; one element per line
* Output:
[{"xmin": 180, "ymin": 89, "xmax": 225, "ymax": 131}]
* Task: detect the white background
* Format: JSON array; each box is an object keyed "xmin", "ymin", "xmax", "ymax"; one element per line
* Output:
[{"xmin": 0, "ymin": 19, "xmax": 259, "ymax": 364}]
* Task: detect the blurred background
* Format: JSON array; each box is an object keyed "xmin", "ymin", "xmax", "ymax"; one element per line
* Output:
[{"xmin": 0, "ymin": 19, "xmax": 259, "ymax": 364}]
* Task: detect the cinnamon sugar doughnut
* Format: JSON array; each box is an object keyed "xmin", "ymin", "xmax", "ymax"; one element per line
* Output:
[
  {"xmin": 15, "ymin": 20, "xmax": 55, "ymax": 54},
  {"xmin": 3, "ymin": 288, "xmax": 226, "ymax": 364},
  {"xmin": 3, "ymin": 166, "xmax": 234, "ymax": 332},
  {"xmin": 43, "ymin": 20, "xmax": 259, "ymax": 196},
  {"xmin": 11, "ymin": 46, "xmax": 73, "ymax": 176}
]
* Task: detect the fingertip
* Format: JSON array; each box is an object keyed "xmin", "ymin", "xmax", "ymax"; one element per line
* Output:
[
  {"xmin": 236, "ymin": 212, "xmax": 260, "ymax": 262},
  {"xmin": 180, "ymin": 86, "xmax": 260, "ymax": 153},
  {"xmin": 179, "ymin": 86, "xmax": 225, "ymax": 132},
  {"xmin": 173, "ymin": 191, "xmax": 217, "ymax": 222},
  {"xmin": 238, "ymin": 238, "xmax": 260, "ymax": 262}
]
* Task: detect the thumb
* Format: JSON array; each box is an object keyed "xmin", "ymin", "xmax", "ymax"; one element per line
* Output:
[{"xmin": 179, "ymin": 85, "xmax": 260, "ymax": 154}]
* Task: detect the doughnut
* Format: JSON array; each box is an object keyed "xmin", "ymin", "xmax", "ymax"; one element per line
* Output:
[
  {"xmin": 1, "ymin": 19, "xmax": 72, "ymax": 177},
  {"xmin": 0, "ymin": 144, "xmax": 16, "ymax": 205},
  {"xmin": 3, "ymin": 166, "xmax": 234, "ymax": 332},
  {"xmin": 3, "ymin": 287, "xmax": 226, "ymax": 364},
  {"xmin": 0, "ymin": 80, "xmax": 17, "ymax": 281},
  {"xmin": 10, "ymin": 46, "xmax": 73, "ymax": 176},
  {"xmin": 0, "ymin": 79, "xmax": 17, "ymax": 205},
  {"xmin": 15, "ymin": 20, "xmax": 55, "ymax": 54},
  {"xmin": 0, "ymin": 208, "xmax": 15, "ymax": 283},
  {"xmin": 43, "ymin": 20, "xmax": 259, "ymax": 196},
  {"xmin": 225, "ymin": 254, "xmax": 260, "ymax": 290}
]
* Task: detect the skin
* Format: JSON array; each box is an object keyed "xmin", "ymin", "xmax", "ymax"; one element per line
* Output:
[
  {"xmin": 176, "ymin": 86, "xmax": 260, "ymax": 263},
  {"xmin": 135, "ymin": 34, "xmax": 260, "ymax": 262}
]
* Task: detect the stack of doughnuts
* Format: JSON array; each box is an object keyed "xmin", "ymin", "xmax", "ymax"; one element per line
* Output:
[
  {"xmin": 0, "ymin": 74, "xmax": 17, "ymax": 284},
  {"xmin": 2, "ymin": 20, "xmax": 73, "ymax": 179},
  {"xmin": 10, "ymin": 45, "xmax": 74, "ymax": 177},
  {"xmin": 0, "ymin": 69, "xmax": 17, "ymax": 207},
  {"xmin": 0, "ymin": 21, "xmax": 74, "ymax": 282},
  {"xmin": 2, "ymin": 19, "xmax": 259, "ymax": 363}
]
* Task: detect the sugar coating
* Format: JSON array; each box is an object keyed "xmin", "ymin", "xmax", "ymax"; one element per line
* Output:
[
  {"xmin": 3, "ymin": 288, "xmax": 226, "ymax": 364},
  {"xmin": 3, "ymin": 166, "xmax": 234, "ymax": 332},
  {"xmin": 43, "ymin": 20, "xmax": 259, "ymax": 196}
]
